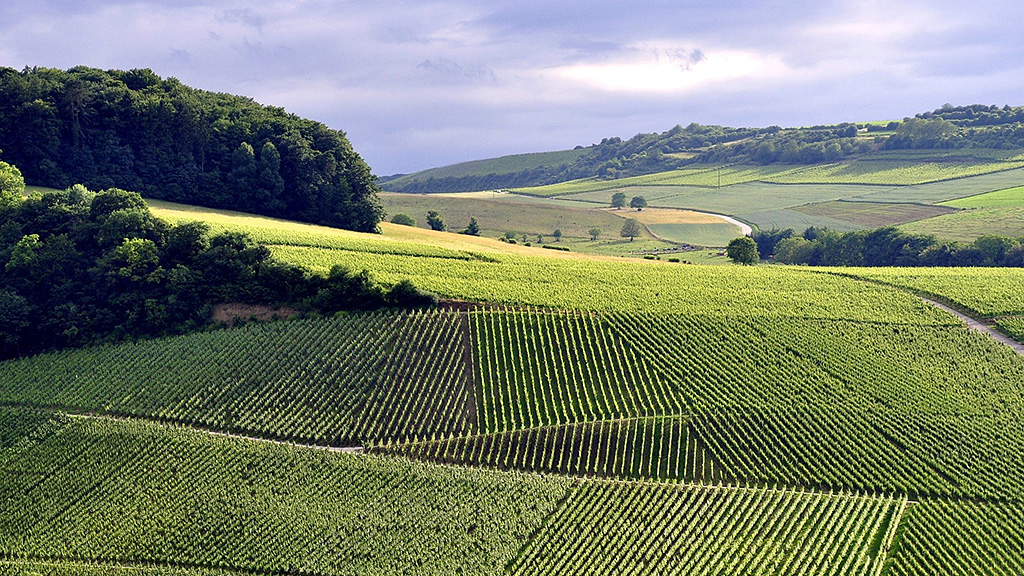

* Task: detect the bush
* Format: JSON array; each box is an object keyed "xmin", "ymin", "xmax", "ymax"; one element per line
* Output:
[
  {"xmin": 542, "ymin": 244, "xmax": 570, "ymax": 252},
  {"xmin": 386, "ymin": 279, "xmax": 438, "ymax": 308},
  {"xmin": 390, "ymin": 213, "xmax": 416, "ymax": 226}
]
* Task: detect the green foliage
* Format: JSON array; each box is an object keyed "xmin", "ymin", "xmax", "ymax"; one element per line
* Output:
[
  {"xmin": 0, "ymin": 311, "xmax": 469, "ymax": 445},
  {"xmin": 610, "ymin": 191, "xmax": 626, "ymax": 208},
  {"xmin": 588, "ymin": 227, "xmax": 601, "ymax": 240},
  {"xmin": 726, "ymin": 236, "xmax": 759, "ymax": 264},
  {"xmin": 462, "ymin": 216, "xmax": 480, "ymax": 236},
  {"xmin": 0, "ymin": 411, "xmax": 570, "ymax": 575},
  {"xmin": 629, "ymin": 195, "xmax": 647, "ymax": 210},
  {"xmin": 390, "ymin": 212, "xmax": 416, "ymax": 226},
  {"xmin": 0, "ymin": 186, "xmax": 431, "ymax": 359},
  {"xmin": 619, "ymin": 217, "xmax": 641, "ymax": 241},
  {"xmin": 426, "ymin": 209, "xmax": 446, "ymax": 231},
  {"xmin": 511, "ymin": 482, "xmax": 903, "ymax": 576},
  {"xmin": 0, "ymin": 160, "xmax": 25, "ymax": 207},
  {"xmin": 0, "ymin": 66, "xmax": 382, "ymax": 231}
]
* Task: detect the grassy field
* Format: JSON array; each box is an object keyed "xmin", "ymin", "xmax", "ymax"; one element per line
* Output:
[
  {"xmin": 793, "ymin": 200, "xmax": 956, "ymax": 228},
  {"xmin": 899, "ymin": 206, "xmax": 1024, "ymax": 241},
  {"xmin": 382, "ymin": 148, "xmax": 589, "ymax": 186},
  {"xmin": 941, "ymin": 184, "xmax": 1024, "ymax": 208}
]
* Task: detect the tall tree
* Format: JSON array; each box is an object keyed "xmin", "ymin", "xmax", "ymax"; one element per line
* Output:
[
  {"xmin": 726, "ymin": 236, "xmax": 760, "ymax": 265},
  {"xmin": 611, "ymin": 192, "xmax": 627, "ymax": 209},
  {"xmin": 620, "ymin": 218, "xmax": 641, "ymax": 242}
]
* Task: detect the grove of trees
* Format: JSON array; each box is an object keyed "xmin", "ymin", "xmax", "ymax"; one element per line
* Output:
[
  {"xmin": 0, "ymin": 66, "xmax": 383, "ymax": 231},
  {"xmin": 754, "ymin": 225, "xmax": 1024, "ymax": 267},
  {"xmin": 0, "ymin": 184, "xmax": 433, "ymax": 360}
]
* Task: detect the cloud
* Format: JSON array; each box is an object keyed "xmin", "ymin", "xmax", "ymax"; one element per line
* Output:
[
  {"xmin": 0, "ymin": 0, "xmax": 1022, "ymax": 174},
  {"xmin": 417, "ymin": 57, "xmax": 497, "ymax": 83},
  {"xmin": 216, "ymin": 8, "xmax": 265, "ymax": 32}
]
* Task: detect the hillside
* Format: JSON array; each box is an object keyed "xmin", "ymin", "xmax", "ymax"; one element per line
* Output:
[
  {"xmin": 0, "ymin": 66, "xmax": 382, "ymax": 231},
  {"xmin": 4, "ymin": 180, "xmax": 1024, "ymax": 574},
  {"xmin": 383, "ymin": 104, "xmax": 1024, "ymax": 194}
]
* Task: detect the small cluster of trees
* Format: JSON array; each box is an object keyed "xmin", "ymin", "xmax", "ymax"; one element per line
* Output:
[
  {"xmin": 754, "ymin": 225, "xmax": 1024, "ymax": 267},
  {"xmin": 0, "ymin": 182, "xmax": 434, "ymax": 359},
  {"xmin": 610, "ymin": 193, "xmax": 647, "ymax": 210}
]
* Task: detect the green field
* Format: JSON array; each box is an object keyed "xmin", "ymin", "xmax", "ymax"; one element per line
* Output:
[
  {"xmin": 793, "ymin": 200, "xmax": 956, "ymax": 228},
  {"xmin": 942, "ymin": 184, "xmax": 1024, "ymax": 208},
  {"xmin": 383, "ymin": 148, "xmax": 589, "ymax": 187},
  {"xmin": 6, "ymin": 189, "xmax": 1024, "ymax": 574},
  {"xmin": 899, "ymin": 206, "xmax": 1024, "ymax": 241},
  {"xmin": 498, "ymin": 156, "xmax": 1024, "ymax": 236}
]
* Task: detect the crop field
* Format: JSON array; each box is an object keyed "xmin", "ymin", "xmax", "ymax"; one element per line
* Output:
[
  {"xmin": 941, "ymin": 184, "xmax": 1024, "ymax": 208},
  {"xmin": 762, "ymin": 157, "xmax": 1024, "ymax": 185},
  {"xmin": 792, "ymin": 200, "xmax": 956, "ymax": 228},
  {"xmin": 830, "ymin": 267, "xmax": 1024, "ymax": 317},
  {"xmin": 899, "ymin": 206, "xmax": 1024, "ymax": 241},
  {"xmin": 379, "ymin": 191, "xmax": 626, "ymax": 241},
  {"xmin": 6, "ymin": 193, "xmax": 1024, "ymax": 573}
]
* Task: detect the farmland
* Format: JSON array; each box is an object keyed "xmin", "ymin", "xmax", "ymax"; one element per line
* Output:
[
  {"xmin": 382, "ymin": 155, "xmax": 1024, "ymax": 246},
  {"xmin": 5, "ymin": 188, "xmax": 1024, "ymax": 574}
]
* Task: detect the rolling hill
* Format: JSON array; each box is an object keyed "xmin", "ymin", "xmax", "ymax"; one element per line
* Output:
[{"xmin": 3, "ymin": 195, "xmax": 1024, "ymax": 574}]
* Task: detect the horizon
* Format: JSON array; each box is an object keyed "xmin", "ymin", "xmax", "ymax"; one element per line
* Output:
[{"xmin": 2, "ymin": 0, "xmax": 1022, "ymax": 176}]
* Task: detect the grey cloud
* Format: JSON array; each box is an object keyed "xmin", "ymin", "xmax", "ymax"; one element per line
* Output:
[
  {"xmin": 417, "ymin": 57, "xmax": 497, "ymax": 83},
  {"xmin": 216, "ymin": 8, "xmax": 265, "ymax": 32}
]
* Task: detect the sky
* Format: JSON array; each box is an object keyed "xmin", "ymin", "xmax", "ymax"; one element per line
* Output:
[{"xmin": 1, "ymin": 0, "xmax": 1023, "ymax": 176}]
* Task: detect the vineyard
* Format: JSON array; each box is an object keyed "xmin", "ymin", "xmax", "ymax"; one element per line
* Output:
[{"xmin": 4, "ymin": 225, "xmax": 1024, "ymax": 573}]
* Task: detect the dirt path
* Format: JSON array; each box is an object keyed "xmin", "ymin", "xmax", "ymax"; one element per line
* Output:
[
  {"xmin": 68, "ymin": 412, "xmax": 365, "ymax": 454},
  {"xmin": 917, "ymin": 296, "xmax": 1024, "ymax": 356}
]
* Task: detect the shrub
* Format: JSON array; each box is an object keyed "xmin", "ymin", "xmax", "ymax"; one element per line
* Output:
[{"xmin": 390, "ymin": 213, "xmax": 416, "ymax": 226}]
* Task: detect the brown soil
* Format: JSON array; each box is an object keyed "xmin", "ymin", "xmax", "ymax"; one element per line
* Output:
[{"xmin": 212, "ymin": 303, "xmax": 301, "ymax": 326}]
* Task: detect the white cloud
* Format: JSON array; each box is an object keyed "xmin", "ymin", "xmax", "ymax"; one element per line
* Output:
[{"xmin": 553, "ymin": 45, "xmax": 788, "ymax": 93}]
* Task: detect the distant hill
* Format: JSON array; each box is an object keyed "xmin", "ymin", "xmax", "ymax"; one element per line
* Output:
[
  {"xmin": 0, "ymin": 66, "xmax": 383, "ymax": 231},
  {"xmin": 384, "ymin": 104, "xmax": 1024, "ymax": 194}
]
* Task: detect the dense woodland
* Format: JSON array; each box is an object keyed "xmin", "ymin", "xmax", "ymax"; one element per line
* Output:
[
  {"xmin": 0, "ymin": 169, "xmax": 433, "ymax": 360},
  {"xmin": 754, "ymin": 225, "xmax": 1024, "ymax": 267},
  {"xmin": 384, "ymin": 104, "xmax": 1024, "ymax": 193},
  {"xmin": 0, "ymin": 66, "xmax": 383, "ymax": 231}
]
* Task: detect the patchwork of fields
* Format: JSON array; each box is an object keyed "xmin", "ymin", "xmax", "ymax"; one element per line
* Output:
[
  {"xmin": 6, "ymin": 176, "xmax": 1024, "ymax": 574},
  {"xmin": 491, "ymin": 154, "xmax": 1024, "ymax": 242},
  {"xmin": 4, "ymin": 218, "xmax": 1024, "ymax": 573}
]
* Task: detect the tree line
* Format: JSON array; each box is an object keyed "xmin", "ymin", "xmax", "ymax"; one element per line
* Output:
[
  {"xmin": 0, "ymin": 66, "xmax": 383, "ymax": 232},
  {"xmin": 383, "ymin": 104, "xmax": 1024, "ymax": 194},
  {"xmin": 753, "ymin": 226, "xmax": 1024, "ymax": 267},
  {"xmin": 0, "ymin": 177, "xmax": 433, "ymax": 360}
]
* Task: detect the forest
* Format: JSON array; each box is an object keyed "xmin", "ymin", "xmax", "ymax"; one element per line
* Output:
[{"xmin": 0, "ymin": 66, "xmax": 383, "ymax": 231}]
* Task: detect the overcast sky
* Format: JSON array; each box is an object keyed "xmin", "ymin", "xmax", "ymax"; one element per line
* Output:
[{"xmin": 1, "ymin": 0, "xmax": 1022, "ymax": 175}]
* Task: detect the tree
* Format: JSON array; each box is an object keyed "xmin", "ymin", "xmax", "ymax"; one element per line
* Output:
[
  {"xmin": 553, "ymin": 229, "xmax": 562, "ymax": 242},
  {"xmin": 230, "ymin": 142, "xmax": 259, "ymax": 208},
  {"xmin": 426, "ymin": 210, "xmax": 446, "ymax": 231},
  {"xmin": 462, "ymin": 217, "xmax": 480, "ymax": 236},
  {"xmin": 255, "ymin": 141, "xmax": 286, "ymax": 214},
  {"xmin": 610, "ymin": 192, "xmax": 627, "ymax": 209},
  {"xmin": 726, "ymin": 236, "xmax": 759, "ymax": 265},
  {"xmin": 0, "ymin": 161, "xmax": 25, "ymax": 207},
  {"xmin": 390, "ymin": 213, "xmax": 415, "ymax": 226},
  {"xmin": 620, "ymin": 218, "xmax": 641, "ymax": 242},
  {"xmin": 630, "ymin": 196, "xmax": 648, "ymax": 211},
  {"xmin": 588, "ymin": 227, "xmax": 601, "ymax": 241}
]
